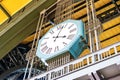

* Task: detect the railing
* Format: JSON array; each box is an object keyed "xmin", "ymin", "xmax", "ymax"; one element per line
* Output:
[{"xmin": 30, "ymin": 42, "xmax": 120, "ymax": 80}]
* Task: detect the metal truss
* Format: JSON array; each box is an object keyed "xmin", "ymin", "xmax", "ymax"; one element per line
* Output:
[
  {"xmin": 0, "ymin": 44, "xmax": 45, "ymax": 80},
  {"xmin": 0, "ymin": 45, "xmax": 28, "ymax": 75}
]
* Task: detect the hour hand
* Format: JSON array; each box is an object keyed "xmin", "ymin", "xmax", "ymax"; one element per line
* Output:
[
  {"xmin": 59, "ymin": 35, "xmax": 66, "ymax": 38},
  {"xmin": 53, "ymin": 35, "xmax": 66, "ymax": 38}
]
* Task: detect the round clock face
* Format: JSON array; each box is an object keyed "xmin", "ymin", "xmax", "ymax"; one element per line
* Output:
[{"xmin": 39, "ymin": 22, "xmax": 78, "ymax": 54}]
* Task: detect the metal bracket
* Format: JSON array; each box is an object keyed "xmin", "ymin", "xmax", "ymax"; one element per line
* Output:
[{"xmin": 80, "ymin": 36, "xmax": 90, "ymax": 49}]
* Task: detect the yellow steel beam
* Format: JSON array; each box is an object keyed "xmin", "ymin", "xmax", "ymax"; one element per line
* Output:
[
  {"xmin": 0, "ymin": 9, "xmax": 8, "ymax": 25},
  {"xmin": 100, "ymin": 24, "xmax": 120, "ymax": 41},
  {"xmin": 1, "ymin": 0, "xmax": 32, "ymax": 15},
  {"xmin": 102, "ymin": 16, "xmax": 120, "ymax": 30},
  {"xmin": 73, "ymin": 0, "xmax": 112, "ymax": 19},
  {"xmin": 0, "ymin": 0, "xmax": 32, "ymax": 25},
  {"xmin": 101, "ymin": 34, "xmax": 120, "ymax": 48},
  {"xmin": 81, "ymin": 1, "xmax": 120, "ymax": 22}
]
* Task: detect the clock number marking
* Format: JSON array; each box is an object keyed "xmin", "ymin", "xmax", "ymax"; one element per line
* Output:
[
  {"xmin": 63, "ymin": 42, "xmax": 67, "ymax": 46},
  {"xmin": 69, "ymin": 28, "xmax": 76, "ymax": 33},
  {"xmin": 44, "ymin": 37, "xmax": 49, "ymax": 39},
  {"xmin": 46, "ymin": 48, "xmax": 52, "ymax": 54},
  {"xmin": 67, "ymin": 34, "xmax": 75, "ymax": 40},
  {"xmin": 64, "ymin": 23, "xmax": 68, "ymax": 28},
  {"xmin": 49, "ymin": 30, "xmax": 54, "ymax": 34},
  {"xmin": 57, "ymin": 23, "xmax": 67, "ymax": 30},
  {"xmin": 57, "ymin": 25, "xmax": 62, "ymax": 30},
  {"xmin": 41, "ymin": 42, "xmax": 47, "ymax": 47},
  {"xmin": 41, "ymin": 45, "xmax": 48, "ymax": 53},
  {"xmin": 68, "ymin": 24, "xmax": 74, "ymax": 29},
  {"xmin": 54, "ymin": 46, "xmax": 59, "ymax": 52}
]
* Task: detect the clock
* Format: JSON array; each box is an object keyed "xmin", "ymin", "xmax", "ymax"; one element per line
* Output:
[{"xmin": 36, "ymin": 19, "xmax": 86, "ymax": 62}]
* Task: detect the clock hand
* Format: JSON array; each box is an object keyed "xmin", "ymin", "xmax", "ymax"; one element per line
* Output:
[
  {"xmin": 53, "ymin": 35, "xmax": 66, "ymax": 38},
  {"xmin": 54, "ymin": 26, "xmax": 64, "ymax": 42}
]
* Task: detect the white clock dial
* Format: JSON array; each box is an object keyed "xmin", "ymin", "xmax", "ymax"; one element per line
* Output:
[{"xmin": 39, "ymin": 22, "xmax": 78, "ymax": 54}]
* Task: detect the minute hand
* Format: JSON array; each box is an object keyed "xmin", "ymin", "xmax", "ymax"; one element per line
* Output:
[{"xmin": 54, "ymin": 26, "xmax": 64, "ymax": 42}]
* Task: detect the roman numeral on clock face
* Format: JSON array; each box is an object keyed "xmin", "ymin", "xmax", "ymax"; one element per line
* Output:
[
  {"xmin": 57, "ymin": 23, "xmax": 67, "ymax": 30},
  {"xmin": 63, "ymin": 42, "xmax": 67, "ymax": 46},
  {"xmin": 67, "ymin": 34, "xmax": 75, "ymax": 40},
  {"xmin": 68, "ymin": 24, "xmax": 74, "ymax": 29},
  {"xmin": 69, "ymin": 28, "xmax": 76, "ymax": 33},
  {"xmin": 41, "ymin": 42, "xmax": 47, "ymax": 47},
  {"xmin": 46, "ymin": 48, "xmax": 52, "ymax": 54},
  {"xmin": 49, "ymin": 30, "xmax": 54, "ymax": 34},
  {"xmin": 54, "ymin": 46, "xmax": 59, "ymax": 52},
  {"xmin": 41, "ymin": 45, "xmax": 48, "ymax": 53},
  {"xmin": 57, "ymin": 25, "xmax": 62, "ymax": 30}
]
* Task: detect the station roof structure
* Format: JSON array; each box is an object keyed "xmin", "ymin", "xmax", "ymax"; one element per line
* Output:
[{"xmin": 0, "ymin": 0, "xmax": 120, "ymax": 60}]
